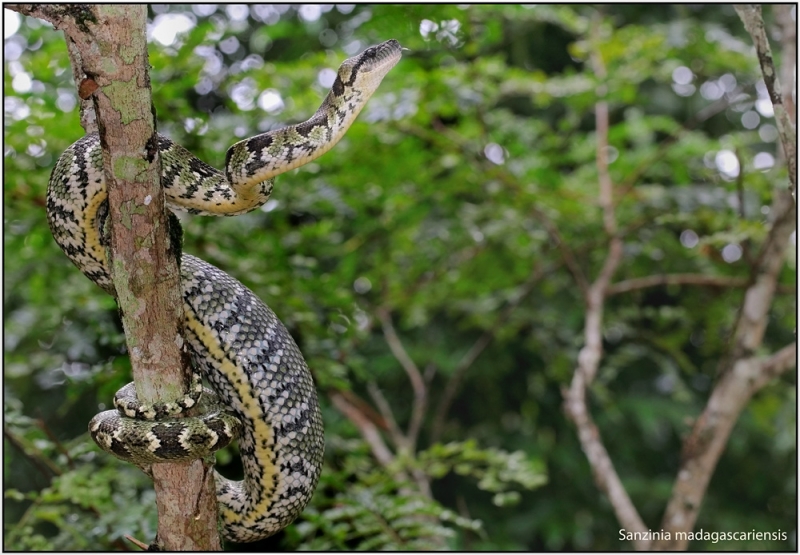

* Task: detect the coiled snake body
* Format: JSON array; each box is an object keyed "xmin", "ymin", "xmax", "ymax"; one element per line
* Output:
[{"xmin": 46, "ymin": 40, "xmax": 401, "ymax": 542}]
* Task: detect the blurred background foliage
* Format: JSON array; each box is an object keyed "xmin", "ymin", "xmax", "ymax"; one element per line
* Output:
[{"xmin": 3, "ymin": 3, "xmax": 796, "ymax": 551}]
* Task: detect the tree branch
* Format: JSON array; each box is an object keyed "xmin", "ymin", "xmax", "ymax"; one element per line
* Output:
[
  {"xmin": 367, "ymin": 381, "xmax": 406, "ymax": 449},
  {"xmin": 430, "ymin": 260, "xmax": 552, "ymax": 442},
  {"xmin": 655, "ymin": 344, "xmax": 796, "ymax": 551},
  {"xmin": 330, "ymin": 390, "xmax": 396, "ymax": 468},
  {"xmin": 376, "ymin": 308, "xmax": 427, "ymax": 453},
  {"xmin": 607, "ymin": 273, "xmax": 793, "ymax": 296},
  {"xmin": 655, "ymin": 9, "xmax": 797, "ymax": 536},
  {"xmin": 531, "ymin": 206, "xmax": 591, "ymax": 299},
  {"xmin": 609, "ymin": 274, "xmax": 744, "ymax": 295},
  {"xmin": 563, "ymin": 14, "xmax": 648, "ymax": 548},
  {"xmin": 656, "ymin": 167, "xmax": 796, "ymax": 551},
  {"xmin": 735, "ymin": 4, "xmax": 797, "ymax": 196},
  {"xmin": 653, "ymin": 10, "xmax": 798, "ymax": 544},
  {"xmin": 752, "ymin": 342, "xmax": 797, "ymax": 389},
  {"xmin": 772, "ymin": 4, "xmax": 796, "ymax": 122},
  {"xmin": 8, "ymin": 5, "xmax": 220, "ymax": 549},
  {"xmin": 613, "ymin": 84, "xmax": 751, "ymax": 205}
]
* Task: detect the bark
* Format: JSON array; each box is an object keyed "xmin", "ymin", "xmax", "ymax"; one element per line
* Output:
[
  {"xmin": 563, "ymin": 14, "xmax": 650, "ymax": 549},
  {"xmin": 654, "ymin": 12, "xmax": 796, "ymax": 547},
  {"xmin": 735, "ymin": 4, "xmax": 797, "ymax": 196},
  {"xmin": 7, "ymin": 4, "xmax": 221, "ymax": 550},
  {"xmin": 654, "ymin": 189, "xmax": 796, "ymax": 550}
]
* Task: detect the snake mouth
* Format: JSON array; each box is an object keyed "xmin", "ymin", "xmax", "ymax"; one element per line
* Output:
[
  {"xmin": 375, "ymin": 39, "xmax": 402, "ymax": 59},
  {"xmin": 359, "ymin": 39, "xmax": 403, "ymax": 72}
]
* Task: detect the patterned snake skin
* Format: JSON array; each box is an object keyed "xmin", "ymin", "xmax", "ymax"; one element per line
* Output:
[{"xmin": 46, "ymin": 40, "xmax": 401, "ymax": 542}]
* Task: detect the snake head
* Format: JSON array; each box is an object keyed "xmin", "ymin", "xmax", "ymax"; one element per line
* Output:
[{"xmin": 333, "ymin": 39, "xmax": 402, "ymax": 96}]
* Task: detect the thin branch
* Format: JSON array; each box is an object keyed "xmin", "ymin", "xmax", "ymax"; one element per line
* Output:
[
  {"xmin": 333, "ymin": 388, "xmax": 389, "ymax": 430},
  {"xmin": 430, "ymin": 260, "xmax": 551, "ymax": 442},
  {"xmin": 423, "ymin": 362, "xmax": 437, "ymax": 384},
  {"xmin": 376, "ymin": 308, "xmax": 427, "ymax": 452},
  {"xmin": 366, "ymin": 382, "xmax": 406, "ymax": 449},
  {"xmin": 731, "ymin": 188, "xmax": 796, "ymax": 360},
  {"xmin": 124, "ymin": 535, "xmax": 150, "ymax": 551},
  {"xmin": 607, "ymin": 273, "xmax": 786, "ymax": 296},
  {"xmin": 35, "ymin": 418, "xmax": 74, "ymax": 470},
  {"xmin": 563, "ymin": 14, "xmax": 648, "ymax": 548},
  {"xmin": 430, "ymin": 332, "xmax": 493, "ymax": 443},
  {"xmin": 614, "ymin": 84, "xmax": 754, "ymax": 206},
  {"xmin": 735, "ymin": 4, "xmax": 797, "ymax": 196},
  {"xmin": 733, "ymin": 148, "xmax": 756, "ymax": 265},
  {"xmin": 531, "ymin": 206, "xmax": 591, "ymax": 298},
  {"xmin": 332, "ymin": 388, "xmax": 433, "ymax": 498},
  {"xmin": 3, "ymin": 426, "xmax": 62, "ymax": 479},
  {"xmin": 609, "ymin": 273, "xmax": 746, "ymax": 295},
  {"xmin": 753, "ymin": 342, "xmax": 797, "ymax": 389},
  {"xmin": 593, "ymin": 66, "xmax": 616, "ymax": 236},
  {"xmin": 330, "ymin": 390, "xmax": 396, "ymax": 468}
]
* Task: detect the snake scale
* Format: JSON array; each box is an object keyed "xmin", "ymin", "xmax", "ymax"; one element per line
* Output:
[{"xmin": 46, "ymin": 40, "xmax": 401, "ymax": 542}]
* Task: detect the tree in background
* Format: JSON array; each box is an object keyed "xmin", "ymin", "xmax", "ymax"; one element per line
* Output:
[{"xmin": 4, "ymin": 4, "xmax": 795, "ymax": 551}]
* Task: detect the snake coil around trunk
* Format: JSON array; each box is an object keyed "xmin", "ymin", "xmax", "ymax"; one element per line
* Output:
[{"xmin": 46, "ymin": 40, "xmax": 401, "ymax": 542}]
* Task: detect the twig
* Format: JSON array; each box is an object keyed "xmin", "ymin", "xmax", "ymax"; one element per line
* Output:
[
  {"xmin": 333, "ymin": 388, "xmax": 389, "ymax": 430},
  {"xmin": 735, "ymin": 4, "xmax": 797, "ymax": 196},
  {"xmin": 593, "ymin": 70, "xmax": 616, "ymax": 236},
  {"xmin": 35, "ymin": 417, "xmax": 75, "ymax": 470},
  {"xmin": 752, "ymin": 342, "xmax": 797, "ymax": 389},
  {"xmin": 366, "ymin": 382, "xmax": 406, "ymax": 449},
  {"xmin": 610, "ymin": 274, "xmax": 746, "ymax": 295},
  {"xmin": 531, "ymin": 206, "xmax": 590, "ymax": 299},
  {"xmin": 362, "ymin": 381, "xmax": 434, "ymax": 497},
  {"xmin": 730, "ymin": 190, "xmax": 796, "ymax": 362},
  {"xmin": 614, "ymin": 84, "xmax": 754, "ymax": 206},
  {"xmin": 330, "ymin": 390, "xmax": 396, "ymax": 468},
  {"xmin": 423, "ymin": 362, "xmax": 437, "ymax": 384},
  {"xmin": 606, "ymin": 273, "xmax": 789, "ymax": 296},
  {"xmin": 124, "ymin": 535, "xmax": 150, "ymax": 551},
  {"xmin": 376, "ymin": 308, "xmax": 427, "ymax": 452},
  {"xmin": 733, "ymin": 148, "xmax": 756, "ymax": 265},
  {"xmin": 3, "ymin": 426, "xmax": 62, "ymax": 479},
  {"xmin": 430, "ymin": 260, "xmax": 551, "ymax": 442}
]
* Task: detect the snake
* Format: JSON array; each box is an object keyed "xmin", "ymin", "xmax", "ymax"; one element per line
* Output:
[{"xmin": 45, "ymin": 39, "xmax": 402, "ymax": 543}]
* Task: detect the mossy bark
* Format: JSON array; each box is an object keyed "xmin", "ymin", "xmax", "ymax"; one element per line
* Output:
[{"xmin": 6, "ymin": 4, "xmax": 222, "ymax": 550}]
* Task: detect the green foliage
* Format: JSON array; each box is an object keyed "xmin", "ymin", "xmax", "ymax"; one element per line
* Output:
[
  {"xmin": 282, "ymin": 429, "xmax": 544, "ymax": 550},
  {"xmin": 4, "ymin": 4, "xmax": 795, "ymax": 551},
  {"xmin": 298, "ymin": 485, "xmax": 475, "ymax": 551},
  {"xmin": 418, "ymin": 440, "xmax": 547, "ymax": 507},
  {"xmin": 5, "ymin": 400, "xmax": 156, "ymax": 550}
]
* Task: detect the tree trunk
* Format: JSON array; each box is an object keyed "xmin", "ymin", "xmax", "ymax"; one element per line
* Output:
[{"xmin": 7, "ymin": 4, "xmax": 222, "ymax": 550}]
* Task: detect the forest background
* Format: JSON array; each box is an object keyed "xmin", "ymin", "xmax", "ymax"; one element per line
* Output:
[{"xmin": 3, "ymin": 4, "xmax": 796, "ymax": 551}]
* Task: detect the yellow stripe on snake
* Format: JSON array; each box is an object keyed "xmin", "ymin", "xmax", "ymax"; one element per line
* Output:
[{"xmin": 46, "ymin": 40, "xmax": 401, "ymax": 543}]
